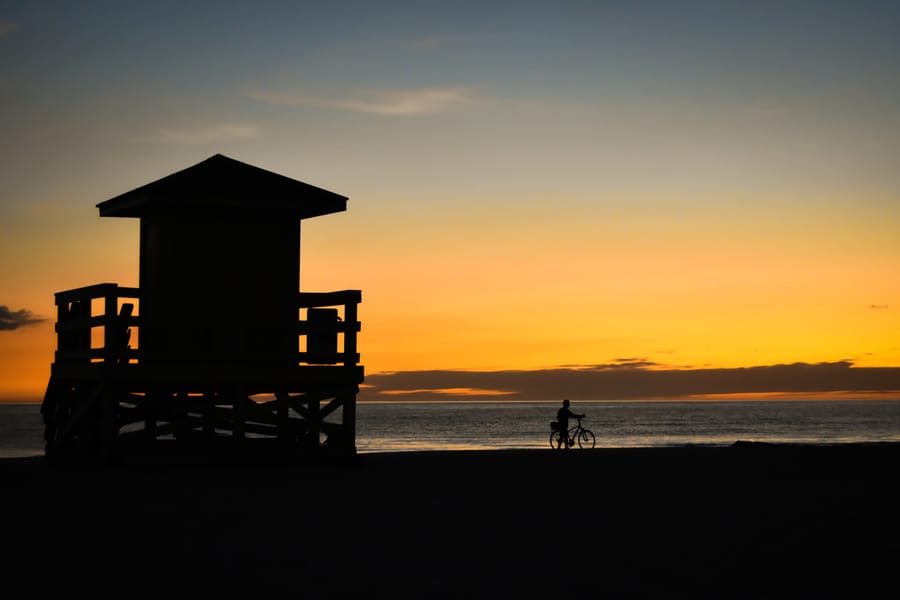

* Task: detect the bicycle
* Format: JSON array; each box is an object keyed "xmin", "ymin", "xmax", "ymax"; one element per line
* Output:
[{"xmin": 549, "ymin": 417, "xmax": 595, "ymax": 449}]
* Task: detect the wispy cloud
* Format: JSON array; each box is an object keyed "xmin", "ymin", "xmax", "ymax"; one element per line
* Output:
[
  {"xmin": 379, "ymin": 387, "xmax": 516, "ymax": 397},
  {"xmin": 870, "ymin": 304, "xmax": 890, "ymax": 309},
  {"xmin": 139, "ymin": 123, "xmax": 259, "ymax": 145},
  {"xmin": 562, "ymin": 358, "xmax": 665, "ymax": 370},
  {"xmin": 0, "ymin": 21, "xmax": 16, "ymax": 38},
  {"xmin": 0, "ymin": 306, "xmax": 47, "ymax": 331},
  {"xmin": 247, "ymin": 86, "xmax": 476, "ymax": 116}
]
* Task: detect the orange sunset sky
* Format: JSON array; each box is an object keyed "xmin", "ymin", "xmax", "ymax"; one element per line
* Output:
[{"xmin": 1, "ymin": 1, "xmax": 899, "ymax": 401}]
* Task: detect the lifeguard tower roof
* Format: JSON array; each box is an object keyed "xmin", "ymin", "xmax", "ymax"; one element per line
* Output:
[{"xmin": 97, "ymin": 154, "xmax": 347, "ymax": 219}]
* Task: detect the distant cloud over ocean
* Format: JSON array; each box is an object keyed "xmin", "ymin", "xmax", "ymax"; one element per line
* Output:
[
  {"xmin": 362, "ymin": 361, "xmax": 900, "ymax": 401},
  {"xmin": 0, "ymin": 306, "xmax": 47, "ymax": 331}
]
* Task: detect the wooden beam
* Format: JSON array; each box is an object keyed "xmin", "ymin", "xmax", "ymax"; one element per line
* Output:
[
  {"xmin": 297, "ymin": 290, "xmax": 361, "ymax": 308},
  {"xmin": 232, "ymin": 393, "xmax": 246, "ymax": 441},
  {"xmin": 343, "ymin": 389, "xmax": 357, "ymax": 451},
  {"xmin": 55, "ymin": 381, "xmax": 104, "ymax": 444},
  {"xmin": 275, "ymin": 392, "xmax": 289, "ymax": 441},
  {"xmin": 54, "ymin": 283, "xmax": 140, "ymax": 305},
  {"xmin": 202, "ymin": 392, "xmax": 215, "ymax": 435}
]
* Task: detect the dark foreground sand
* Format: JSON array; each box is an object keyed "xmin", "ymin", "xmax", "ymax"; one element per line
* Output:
[{"xmin": 3, "ymin": 444, "xmax": 898, "ymax": 599}]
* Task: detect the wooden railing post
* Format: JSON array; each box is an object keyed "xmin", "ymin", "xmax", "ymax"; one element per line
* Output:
[
  {"xmin": 343, "ymin": 388, "xmax": 356, "ymax": 451},
  {"xmin": 233, "ymin": 394, "xmax": 246, "ymax": 442},
  {"xmin": 104, "ymin": 287, "xmax": 118, "ymax": 365},
  {"xmin": 276, "ymin": 392, "xmax": 289, "ymax": 442},
  {"xmin": 308, "ymin": 396, "xmax": 320, "ymax": 449},
  {"xmin": 344, "ymin": 299, "xmax": 358, "ymax": 367}
]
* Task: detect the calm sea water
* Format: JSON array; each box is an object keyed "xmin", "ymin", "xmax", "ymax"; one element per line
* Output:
[{"xmin": 3, "ymin": 399, "xmax": 899, "ymax": 457}]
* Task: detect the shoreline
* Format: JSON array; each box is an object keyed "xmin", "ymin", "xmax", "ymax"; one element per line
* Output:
[{"xmin": 3, "ymin": 437, "xmax": 900, "ymax": 463}]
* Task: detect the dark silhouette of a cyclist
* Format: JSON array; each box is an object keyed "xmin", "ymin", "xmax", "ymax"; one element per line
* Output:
[{"xmin": 556, "ymin": 399, "xmax": 584, "ymax": 448}]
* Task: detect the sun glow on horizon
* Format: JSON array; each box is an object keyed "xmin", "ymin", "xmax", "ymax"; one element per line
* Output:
[
  {"xmin": 378, "ymin": 387, "xmax": 517, "ymax": 397},
  {"xmin": 2, "ymin": 2, "xmax": 899, "ymax": 401}
]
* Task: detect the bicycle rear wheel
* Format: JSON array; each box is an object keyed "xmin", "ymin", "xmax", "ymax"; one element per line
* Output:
[
  {"xmin": 578, "ymin": 429, "xmax": 596, "ymax": 449},
  {"xmin": 549, "ymin": 430, "xmax": 564, "ymax": 449}
]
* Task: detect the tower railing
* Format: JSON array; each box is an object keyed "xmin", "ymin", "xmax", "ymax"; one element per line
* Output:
[
  {"xmin": 52, "ymin": 283, "xmax": 361, "ymax": 368},
  {"xmin": 54, "ymin": 283, "xmax": 141, "ymax": 365}
]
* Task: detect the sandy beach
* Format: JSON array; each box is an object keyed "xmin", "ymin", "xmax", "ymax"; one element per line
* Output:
[{"xmin": 3, "ymin": 444, "xmax": 898, "ymax": 598}]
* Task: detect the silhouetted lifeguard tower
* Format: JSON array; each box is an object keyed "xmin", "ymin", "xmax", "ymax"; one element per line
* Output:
[{"xmin": 41, "ymin": 155, "xmax": 363, "ymax": 461}]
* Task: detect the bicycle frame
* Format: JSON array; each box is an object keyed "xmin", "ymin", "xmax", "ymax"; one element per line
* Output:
[
  {"xmin": 551, "ymin": 417, "xmax": 594, "ymax": 449},
  {"xmin": 564, "ymin": 419, "xmax": 585, "ymax": 443}
]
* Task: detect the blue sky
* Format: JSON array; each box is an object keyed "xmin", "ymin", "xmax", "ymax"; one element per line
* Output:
[{"xmin": 4, "ymin": 1, "xmax": 898, "ymax": 199}]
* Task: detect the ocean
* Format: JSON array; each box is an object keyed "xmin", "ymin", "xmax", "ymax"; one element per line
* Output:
[{"xmin": 3, "ymin": 399, "xmax": 900, "ymax": 457}]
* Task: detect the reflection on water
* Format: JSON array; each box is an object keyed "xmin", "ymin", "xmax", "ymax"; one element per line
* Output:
[
  {"xmin": 356, "ymin": 399, "xmax": 900, "ymax": 453},
  {"xmin": 3, "ymin": 399, "xmax": 899, "ymax": 457}
]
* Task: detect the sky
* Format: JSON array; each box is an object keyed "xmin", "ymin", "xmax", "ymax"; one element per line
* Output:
[{"xmin": 1, "ymin": 1, "xmax": 899, "ymax": 401}]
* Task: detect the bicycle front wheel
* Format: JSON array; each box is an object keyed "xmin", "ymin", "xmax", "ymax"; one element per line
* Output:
[
  {"xmin": 578, "ymin": 429, "xmax": 596, "ymax": 449},
  {"xmin": 549, "ymin": 430, "xmax": 564, "ymax": 449}
]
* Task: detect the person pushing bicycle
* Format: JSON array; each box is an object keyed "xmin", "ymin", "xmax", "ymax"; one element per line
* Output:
[{"xmin": 556, "ymin": 399, "xmax": 584, "ymax": 449}]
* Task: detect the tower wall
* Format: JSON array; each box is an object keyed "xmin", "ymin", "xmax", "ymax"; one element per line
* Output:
[{"xmin": 139, "ymin": 215, "xmax": 300, "ymax": 364}]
